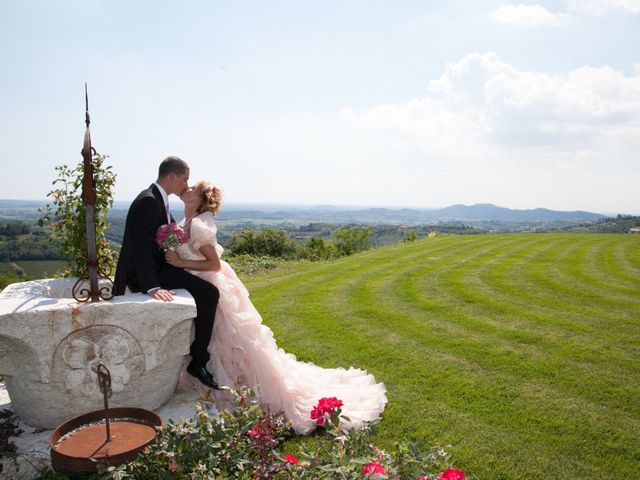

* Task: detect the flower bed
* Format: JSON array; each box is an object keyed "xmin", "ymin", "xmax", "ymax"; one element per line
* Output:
[{"xmin": 99, "ymin": 387, "xmax": 465, "ymax": 479}]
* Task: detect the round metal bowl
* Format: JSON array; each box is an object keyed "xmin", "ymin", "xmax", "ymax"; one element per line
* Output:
[{"xmin": 50, "ymin": 407, "xmax": 162, "ymax": 472}]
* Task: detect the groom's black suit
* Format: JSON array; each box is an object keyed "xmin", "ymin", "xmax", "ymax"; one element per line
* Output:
[{"xmin": 113, "ymin": 184, "xmax": 219, "ymax": 366}]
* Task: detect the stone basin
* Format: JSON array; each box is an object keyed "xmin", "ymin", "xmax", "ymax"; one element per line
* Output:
[{"xmin": 0, "ymin": 278, "xmax": 196, "ymax": 428}]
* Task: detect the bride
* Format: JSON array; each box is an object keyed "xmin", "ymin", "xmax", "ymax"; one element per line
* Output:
[{"xmin": 165, "ymin": 181, "xmax": 387, "ymax": 434}]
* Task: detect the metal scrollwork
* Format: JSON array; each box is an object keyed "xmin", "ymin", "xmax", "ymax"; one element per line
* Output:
[{"xmin": 72, "ymin": 254, "xmax": 114, "ymax": 302}]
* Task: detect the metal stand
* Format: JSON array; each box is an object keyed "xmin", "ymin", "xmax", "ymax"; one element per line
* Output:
[{"xmin": 95, "ymin": 363, "xmax": 112, "ymax": 443}]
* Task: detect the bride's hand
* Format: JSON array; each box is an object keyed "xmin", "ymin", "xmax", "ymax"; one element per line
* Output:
[{"xmin": 165, "ymin": 250, "xmax": 183, "ymax": 267}]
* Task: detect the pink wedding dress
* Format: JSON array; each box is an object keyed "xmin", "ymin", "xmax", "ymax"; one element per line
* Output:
[{"xmin": 176, "ymin": 212, "xmax": 387, "ymax": 434}]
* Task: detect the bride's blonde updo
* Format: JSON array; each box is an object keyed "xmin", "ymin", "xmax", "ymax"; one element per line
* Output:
[{"xmin": 194, "ymin": 181, "xmax": 222, "ymax": 215}]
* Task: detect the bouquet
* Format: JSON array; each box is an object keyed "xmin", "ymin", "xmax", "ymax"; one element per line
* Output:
[{"xmin": 156, "ymin": 224, "xmax": 189, "ymax": 251}]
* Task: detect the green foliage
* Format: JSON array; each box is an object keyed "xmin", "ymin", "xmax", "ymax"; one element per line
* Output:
[
  {"xmin": 228, "ymin": 228, "xmax": 299, "ymax": 258},
  {"xmin": 0, "ymin": 271, "xmax": 32, "ymax": 290},
  {"xmin": 0, "ymin": 232, "xmax": 64, "ymax": 261},
  {"xmin": 300, "ymin": 236, "xmax": 337, "ymax": 261},
  {"xmin": 402, "ymin": 229, "xmax": 417, "ymax": 243},
  {"xmin": 0, "ymin": 222, "xmax": 30, "ymax": 236},
  {"xmin": 594, "ymin": 214, "xmax": 640, "ymax": 233},
  {"xmin": 333, "ymin": 226, "xmax": 374, "ymax": 256},
  {"xmin": 38, "ymin": 154, "xmax": 117, "ymax": 276},
  {"xmin": 2, "ymin": 260, "xmax": 67, "ymax": 278}
]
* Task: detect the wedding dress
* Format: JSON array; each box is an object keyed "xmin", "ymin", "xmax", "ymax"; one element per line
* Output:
[{"xmin": 176, "ymin": 212, "xmax": 387, "ymax": 434}]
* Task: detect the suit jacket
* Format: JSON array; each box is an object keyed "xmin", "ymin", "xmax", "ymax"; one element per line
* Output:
[{"xmin": 113, "ymin": 184, "xmax": 173, "ymax": 295}]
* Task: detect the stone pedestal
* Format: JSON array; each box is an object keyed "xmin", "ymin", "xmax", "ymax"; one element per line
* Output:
[{"xmin": 0, "ymin": 278, "xmax": 196, "ymax": 428}]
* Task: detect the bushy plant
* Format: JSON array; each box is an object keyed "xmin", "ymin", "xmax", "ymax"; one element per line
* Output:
[
  {"xmin": 229, "ymin": 229, "xmax": 299, "ymax": 259},
  {"xmin": 38, "ymin": 154, "xmax": 117, "ymax": 276},
  {"xmin": 98, "ymin": 387, "xmax": 463, "ymax": 480},
  {"xmin": 402, "ymin": 230, "xmax": 417, "ymax": 243},
  {"xmin": 300, "ymin": 236, "xmax": 337, "ymax": 260},
  {"xmin": 333, "ymin": 226, "xmax": 373, "ymax": 256}
]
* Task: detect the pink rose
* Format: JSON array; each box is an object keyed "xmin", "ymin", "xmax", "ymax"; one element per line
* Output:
[
  {"xmin": 363, "ymin": 462, "xmax": 386, "ymax": 477},
  {"xmin": 284, "ymin": 454, "xmax": 298, "ymax": 465},
  {"xmin": 438, "ymin": 469, "xmax": 465, "ymax": 480}
]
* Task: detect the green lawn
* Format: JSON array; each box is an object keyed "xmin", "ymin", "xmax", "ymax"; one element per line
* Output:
[{"xmin": 240, "ymin": 233, "xmax": 640, "ymax": 480}]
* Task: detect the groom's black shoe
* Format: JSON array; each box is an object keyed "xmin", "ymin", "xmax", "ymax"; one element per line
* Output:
[{"xmin": 187, "ymin": 360, "xmax": 220, "ymax": 390}]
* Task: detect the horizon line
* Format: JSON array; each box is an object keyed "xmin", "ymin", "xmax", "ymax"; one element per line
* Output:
[{"xmin": 0, "ymin": 198, "xmax": 634, "ymax": 216}]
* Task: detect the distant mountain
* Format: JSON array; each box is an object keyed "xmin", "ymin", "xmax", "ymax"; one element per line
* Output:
[
  {"xmin": 0, "ymin": 199, "xmax": 609, "ymax": 226},
  {"xmin": 432, "ymin": 203, "xmax": 605, "ymax": 222}
]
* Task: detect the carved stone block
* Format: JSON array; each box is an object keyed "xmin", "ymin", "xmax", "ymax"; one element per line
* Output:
[{"xmin": 0, "ymin": 279, "xmax": 197, "ymax": 428}]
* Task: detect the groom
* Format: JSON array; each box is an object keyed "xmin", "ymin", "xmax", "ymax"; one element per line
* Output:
[{"xmin": 113, "ymin": 156, "xmax": 220, "ymax": 389}]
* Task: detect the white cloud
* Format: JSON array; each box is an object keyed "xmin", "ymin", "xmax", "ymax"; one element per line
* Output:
[
  {"xmin": 566, "ymin": 0, "xmax": 640, "ymax": 15},
  {"xmin": 344, "ymin": 52, "xmax": 640, "ymax": 149},
  {"xmin": 487, "ymin": 1, "xmax": 640, "ymax": 30},
  {"xmin": 488, "ymin": 4, "xmax": 571, "ymax": 26},
  {"xmin": 341, "ymin": 52, "xmax": 640, "ymax": 211}
]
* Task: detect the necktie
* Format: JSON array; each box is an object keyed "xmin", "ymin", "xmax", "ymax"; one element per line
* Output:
[{"xmin": 165, "ymin": 201, "xmax": 171, "ymax": 223}]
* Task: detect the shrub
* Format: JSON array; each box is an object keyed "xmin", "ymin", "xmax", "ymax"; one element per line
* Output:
[
  {"xmin": 38, "ymin": 154, "xmax": 117, "ymax": 276},
  {"xmin": 402, "ymin": 230, "xmax": 417, "ymax": 243},
  {"xmin": 333, "ymin": 226, "xmax": 374, "ymax": 256},
  {"xmin": 300, "ymin": 236, "xmax": 337, "ymax": 261},
  {"xmin": 229, "ymin": 229, "xmax": 298, "ymax": 259}
]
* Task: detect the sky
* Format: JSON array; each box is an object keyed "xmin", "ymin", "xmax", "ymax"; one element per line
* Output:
[{"xmin": 1, "ymin": 0, "xmax": 639, "ymax": 214}]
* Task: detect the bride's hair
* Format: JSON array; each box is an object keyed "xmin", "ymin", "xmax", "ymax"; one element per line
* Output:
[{"xmin": 194, "ymin": 181, "xmax": 222, "ymax": 215}]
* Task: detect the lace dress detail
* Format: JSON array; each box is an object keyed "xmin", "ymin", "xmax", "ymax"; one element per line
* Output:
[{"xmin": 177, "ymin": 212, "xmax": 387, "ymax": 434}]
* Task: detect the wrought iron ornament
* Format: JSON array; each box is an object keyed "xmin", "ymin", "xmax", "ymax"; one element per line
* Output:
[
  {"xmin": 72, "ymin": 84, "xmax": 114, "ymax": 302},
  {"xmin": 72, "ymin": 254, "xmax": 114, "ymax": 302}
]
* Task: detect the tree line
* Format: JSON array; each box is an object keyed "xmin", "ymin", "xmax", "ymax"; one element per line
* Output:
[
  {"xmin": 0, "ymin": 222, "xmax": 64, "ymax": 261},
  {"xmin": 227, "ymin": 226, "xmax": 378, "ymax": 260}
]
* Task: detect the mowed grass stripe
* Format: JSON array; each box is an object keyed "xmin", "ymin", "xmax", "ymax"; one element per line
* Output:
[
  {"xmin": 349, "ymin": 235, "xmax": 640, "ymax": 418},
  {"xmin": 589, "ymin": 236, "xmax": 640, "ymax": 291},
  {"xmin": 317, "ymin": 245, "xmax": 637, "ymax": 479},
  {"xmin": 396, "ymin": 236, "xmax": 604, "ymax": 345},
  {"xmin": 328, "ymin": 234, "xmax": 636, "ymax": 414},
  {"xmin": 368, "ymin": 236, "xmax": 636, "ymax": 476},
  {"xmin": 560, "ymin": 235, "xmax": 640, "ymax": 299},
  {"xmin": 252, "ymin": 237, "xmax": 490, "ymax": 359},
  {"xmin": 620, "ymin": 238, "xmax": 640, "ymax": 272},
  {"xmin": 511, "ymin": 238, "xmax": 640, "ymax": 348},
  {"xmin": 411, "ymin": 235, "xmax": 640, "ymax": 409},
  {"xmin": 243, "ymin": 234, "xmax": 640, "ymax": 480},
  {"xmin": 603, "ymin": 238, "xmax": 640, "ymax": 286},
  {"xmin": 529, "ymin": 236, "xmax": 640, "ymax": 317}
]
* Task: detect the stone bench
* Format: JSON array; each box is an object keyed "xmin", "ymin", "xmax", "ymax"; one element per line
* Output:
[{"xmin": 0, "ymin": 278, "xmax": 196, "ymax": 429}]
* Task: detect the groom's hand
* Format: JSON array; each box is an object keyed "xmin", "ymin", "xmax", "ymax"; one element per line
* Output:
[{"xmin": 150, "ymin": 288, "xmax": 175, "ymax": 302}]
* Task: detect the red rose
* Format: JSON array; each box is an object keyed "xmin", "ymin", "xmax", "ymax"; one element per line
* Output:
[
  {"xmin": 310, "ymin": 397, "xmax": 343, "ymax": 425},
  {"xmin": 284, "ymin": 454, "xmax": 298, "ymax": 465},
  {"xmin": 363, "ymin": 462, "xmax": 386, "ymax": 477},
  {"xmin": 438, "ymin": 469, "xmax": 465, "ymax": 480}
]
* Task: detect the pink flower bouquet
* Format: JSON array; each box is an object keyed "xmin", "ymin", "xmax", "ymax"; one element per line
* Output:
[{"xmin": 156, "ymin": 224, "xmax": 189, "ymax": 251}]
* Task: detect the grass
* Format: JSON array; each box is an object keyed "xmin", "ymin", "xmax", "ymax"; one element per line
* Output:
[
  {"xmin": 0, "ymin": 260, "xmax": 67, "ymax": 277},
  {"xmin": 239, "ymin": 233, "xmax": 640, "ymax": 480}
]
